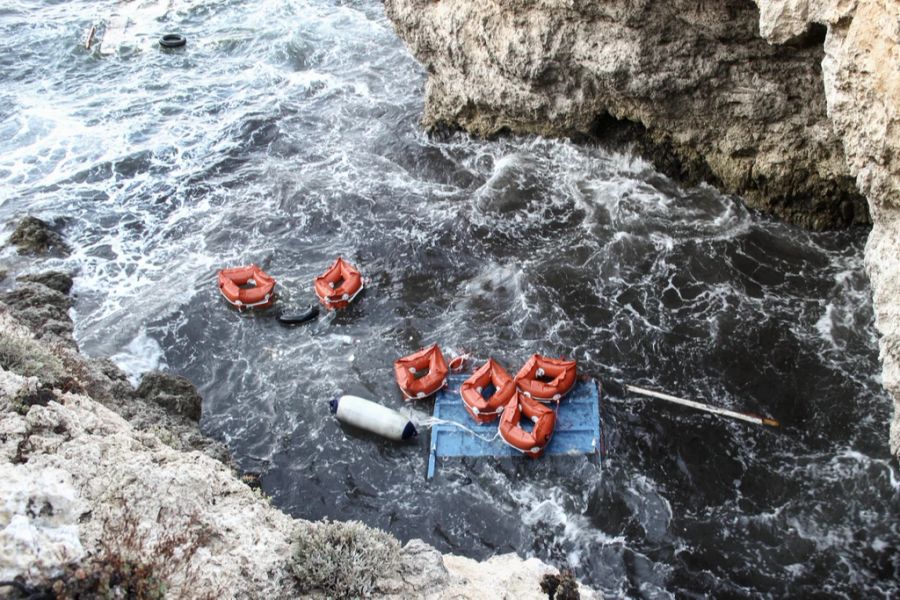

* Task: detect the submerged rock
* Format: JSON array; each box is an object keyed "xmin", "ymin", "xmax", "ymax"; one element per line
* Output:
[{"xmin": 8, "ymin": 217, "xmax": 69, "ymax": 256}]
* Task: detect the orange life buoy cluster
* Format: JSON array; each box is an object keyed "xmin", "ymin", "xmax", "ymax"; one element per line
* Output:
[
  {"xmin": 217, "ymin": 264, "xmax": 277, "ymax": 309},
  {"xmin": 458, "ymin": 354, "xmax": 577, "ymax": 458},
  {"xmin": 394, "ymin": 344, "xmax": 449, "ymax": 400},
  {"xmin": 218, "ymin": 257, "xmax": 365, "ymax": 313},
  {"xmin": 314, "ymin": 257, "xmax": 364, "ymax": 309}
]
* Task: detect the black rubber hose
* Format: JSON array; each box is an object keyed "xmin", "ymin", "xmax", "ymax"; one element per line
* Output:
[{"xmin": 278, "ymin": 304, "xmax": 319, "ymax": 325}]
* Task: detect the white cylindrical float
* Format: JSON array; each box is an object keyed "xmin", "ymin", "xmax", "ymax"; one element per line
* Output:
[{"xmin": 329, "ymin": 395, "xmax": 417, "ymax": 441}]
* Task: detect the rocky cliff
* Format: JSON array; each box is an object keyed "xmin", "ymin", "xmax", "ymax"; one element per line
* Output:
[
  {"xmin": 384, "ymin": 0, "xmax": 870, "ymax": 229},
  {"xmin": 0, "ymin": 260, "xmax": 598, "ymax": 598},
  {"xmin": 384, "ymin": 0, "xmax": 900, "ymax": 458}
]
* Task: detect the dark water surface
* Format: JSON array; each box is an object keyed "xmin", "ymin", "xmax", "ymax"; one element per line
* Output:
[{"xmin": 1, "ymin": 1, "xmax": 897, "ymax": 597}]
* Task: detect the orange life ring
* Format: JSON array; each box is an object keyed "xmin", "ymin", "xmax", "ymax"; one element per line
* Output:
[
  {"xmin": 515, "ymin": 354, "xmax": 577, "ymax": 402},
  {"xmin": 314, "ymin": 257, "xmax": 363, "ymax": 309},
  {"xmin": 460, "ymin": 358, "xmax": 515, "ymax": 424},
  {"xmin": 394, "ymin": 344, "xmax": 449, "ymax": 400},
  {"xmin": 498, "ymin": 392, "xmax": 557, "ymax": 458},
  {"xmin": 217, "ymin": 265, "xmax": 276, "ymax": 309}
]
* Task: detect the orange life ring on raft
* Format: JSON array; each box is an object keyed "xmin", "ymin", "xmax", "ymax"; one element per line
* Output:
[
  {"xmin": 217, "ymin": 265, "xmax": 276, "ymax": 309},
  {"xmin": 394, "ymin": 344, "xmax": 449, "ymax": 400},
  {"xmin": 314, "ymin": 257, "xmax": 363, "ymax": 309},
  {"xmin": 460, "ymin": 358, "xmax": 515, "ymax": 424},
  {"xmin": 515, "ymin": 354, "xmax": 577, "ymax": 402},
  {"xmin": 498, "ymin": 392, "xmax": 557, "ymax": 458}
]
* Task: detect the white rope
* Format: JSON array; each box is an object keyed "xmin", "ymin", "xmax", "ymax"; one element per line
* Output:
[
  {"xmin": 220, "ymin": 289, "xmax": 273, "ymax": 309},
  {"xmin": 399, "ymin": 377, "xmax": 447, "ymax": 401},
  {"xmin": 518, "ymin": 387, "xmax": 565, "ymax": 403},
  {"xmin": 323, "ymin": 279, "xmax": 364, "ymax": 304},
  {"xmin": 420, "ymin": 417, "xmax": 500, "ymax": 444},
  {"xmin": 461, "ymin": 399, "xmax": 504, "ymax": 416}
]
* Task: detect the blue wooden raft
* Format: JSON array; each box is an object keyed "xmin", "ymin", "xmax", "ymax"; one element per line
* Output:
[{"xmin": 427, "ymin": 375, "xmax": 601, "ymax": 479}]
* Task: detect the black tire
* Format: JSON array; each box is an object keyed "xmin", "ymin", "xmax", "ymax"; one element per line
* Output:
[{"xmin": 159, "ymin": 33, "xmax": 186, "ymax": 48}]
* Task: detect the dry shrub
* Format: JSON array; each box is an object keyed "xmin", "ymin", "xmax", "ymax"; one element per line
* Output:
[
  {"xmin": 0, "ymin": 333, "xmax": 67, "ymax": 388},
  {"xmin": 540, "ymin": 569, "xmax": 580, "ymax": 600},
  {"xmin": 290, "ymin": 519, "xmax": 400, "ymax": 598},
  {"xmin": 3, "ymin": 502, "xmax": 216, "ymax": 599}
]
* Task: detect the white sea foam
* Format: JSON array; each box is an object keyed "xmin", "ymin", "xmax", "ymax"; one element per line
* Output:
[
  {"xmin": 1, "ymin": 0, "xmax": 891, "ymax": 596},
  {"xmin": 110, "ymin": 329, "xmax": 166, "ymax": 385}
]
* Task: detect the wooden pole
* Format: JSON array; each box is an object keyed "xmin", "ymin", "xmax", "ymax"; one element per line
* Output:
[
  {"xmin": 625, "ymin": 384, "xmax": 780, "ymax": 427},
  {"xmin": 84, "ymin": 24, "xmax": 96, "ymax": 50}
]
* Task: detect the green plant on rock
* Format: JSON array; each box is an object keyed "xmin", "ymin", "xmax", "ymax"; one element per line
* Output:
[
  {"xmin": 0, "ymin": 332, "xmax": 66, "ymax": 387},
  {"xmin": 290, "ymin": 519, "xmax": 400, "ymax": 598}
]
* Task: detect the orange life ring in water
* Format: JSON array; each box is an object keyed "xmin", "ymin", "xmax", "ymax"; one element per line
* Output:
[
  {"xmin": 460, "ymin": 358, "xmax": 515, "ymax": 424},
  {"xmin": 314, "ymin": 257, "xmax": 363, "ymax": 309},
  {"xmin": 514, "ymin": 354, "xmax": 577, "ymax": 402},
  {"xmin": 498, "ymin": 392, "xmax": 557, "ymax": 458},
  {"xmin": 394, "ymin": 344, "xmax": 449, "ymax": 400},
  {"xmin": 217, "ymin": 265, "xmax": 276, "ymax": 309}
]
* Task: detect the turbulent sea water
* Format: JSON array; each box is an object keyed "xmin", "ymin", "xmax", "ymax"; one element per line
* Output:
[{"xmin": 2, "ymin": 0, "xmax": 898, "ymax": 597}]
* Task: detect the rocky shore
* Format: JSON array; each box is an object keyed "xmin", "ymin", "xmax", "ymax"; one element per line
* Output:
[
  {"xmin": 384, "ymin": 0, "xmax": 900, "ymax": 459},
  {"xmin": 0, "ymin": 218, "xmax": 598, "ymax": 598}
]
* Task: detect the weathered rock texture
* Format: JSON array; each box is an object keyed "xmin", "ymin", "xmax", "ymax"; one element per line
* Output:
[
  {"xmin": 386, "ymin": 0, "xmax": 900, "ymax": 458},
  {"xmin": 753, "ymin": 0, "xmax": 900, "ymax": 458},
  {"xmin": 385, "ymin": 0, "xmax": 870, "ymax": 229},
  {"xmin": 7, "ymin": 217, "xmax": 69, "ymax": 256},
  {"xmin": 0, "ymin": 276, "xmax": 599, "ymax": 598}
]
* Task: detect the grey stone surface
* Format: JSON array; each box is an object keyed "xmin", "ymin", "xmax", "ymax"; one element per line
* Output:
[
  {"xmin": 8, "ymin": 216, "xmax": 69, "ymax": 256},
  {"xmin": 17, "ymin": 271, "xmax": 74, "ymax": 295},
  {"xmin": 385, "ymin": 0, "xmax": 868, "ymax": 229},
  {"xmin": 136, "ymin": 370, "xmax": 203, "ymax": 422}
]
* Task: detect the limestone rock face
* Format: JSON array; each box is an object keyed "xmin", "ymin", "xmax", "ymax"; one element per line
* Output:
[
  {"xmin": 755, "ymin": 0, "xmax": 900, "ymax": 458},
  {"xmin": 1, "ymin": 281, "xmax": 75, "ymax": 347},
  {"xmin": 0, "ymin": 464, "xmax": 85, "ymax": 581},
  {"xmin": 814, "ymin": 0, "xmax": 899, "ymax": 457},
  {"xmin": 1, "ymin": 369, "xmax": 299, "ymax": 598},
  {"xmin": 384, "ymin": 0, "xmax": 869, "ymax": 229},
  {"xmin": 378, "ymin": 539, "xmax": 600, "ymax": 598}
]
